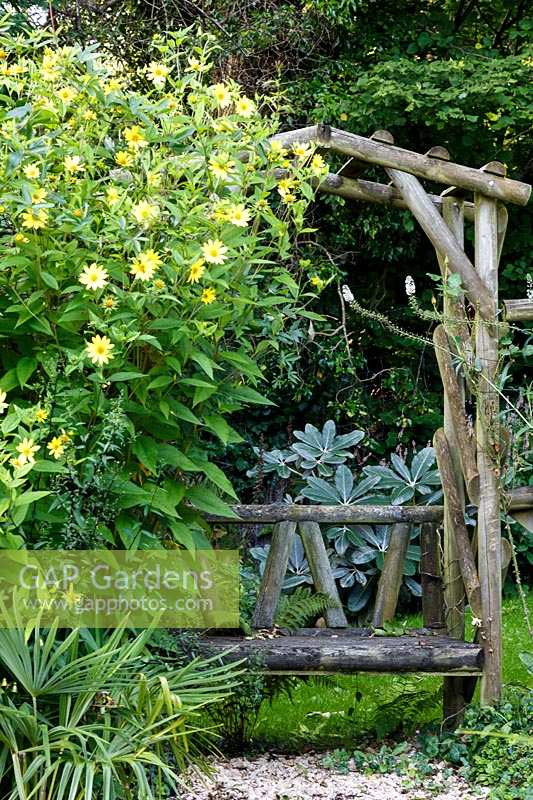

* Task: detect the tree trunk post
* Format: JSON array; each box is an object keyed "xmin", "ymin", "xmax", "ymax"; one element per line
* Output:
[
  {"xmin": 298, "ymin": 521, "xmax": 348, "ymax": 627},
  {"xmin": 475, "ymin": 194, "xmax": 503, "ymax": 705},
  {"xmin": 371, "ymin": 523, "xmax": 411, "ymax": 628},
  {"xmin": 252, "ymin": 521, "xmax": 296, "ymax": 629}
]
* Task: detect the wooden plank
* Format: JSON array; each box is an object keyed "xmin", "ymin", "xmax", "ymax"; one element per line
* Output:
[
  {"xmin": 298, "ymin": 522, "xmax": 348, "ymax": 627},
  {"xmin": 420, "ymin": 523, "xmax": 445, "ymax": 631},
  {"xmin": 371, "ymin": 523, "xmax": 410, "ymax": 627},
  {"xmin": 475, "ymin": 193, "xmax": 502, "ymax": 706},
  {"xmin": 433, "ymin": 325, "xmax": 479, "ymax": 504},
  {"xmin": 503, "ymin": 299, "xmax": 533, "ymax": 322},
  {"xmin": 433, "ymin": 429, "xmax": 483, "ymax": 621},
  {"xmin": 199, "ymin": 633, "xmax": 484, "ymax": 675},
  {"xmin": 270, "ymin": 125, "xmax": 531, "ymax": 206},
  {"xmin": 386, "ymin": 169, "xmax": 494, "ymax": 319},
  {"xmin": 251, "ymin": 521, "xmax": 296, "ymax": 629},
  {"xmin": 506, "ymin": 486, "xmax": 533, "ymax": 511},
  {"xmin": 437, "ymin": 198, "xmax": 469, "ymax": 729},
  {"xmin": 205, "ymin": 504, "xmax": 444, "ymax": 524},
  {"xmin": 203, "ymin": 488, "xmax": 527, "ymax": 525},
  {"xmin": 316, "ymin": 173, "xmax": 476, "ymax": 220}
]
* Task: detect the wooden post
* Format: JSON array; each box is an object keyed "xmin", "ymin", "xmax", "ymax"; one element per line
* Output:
[
  {"xmin": 252, "ymin": 521, "xmax": 296, "ymax": 629},
  {"xmin": 435, "ymin": 197, "xmax": 469, "ymax": 728},
  {"xmin": 433, "ymin": 325, "xmax": 479, "ymax": 504},
  {"xmin": 420, "ymin": 523, "xmax": 445, "ymax": 630},
  {"xmin": 371, "ymin": 523, "xmax": 411, "ymax": 628},
  {"xmin": 298, "ymin": 522, "xmax": 348, "ymax": 627},
  {"xmin": 433, "ymin": 429, "xmax": 483, "ymax": 620},
  {"xmin": 475, "ymin": 194, "xmax": 503, "ymax": 705}
]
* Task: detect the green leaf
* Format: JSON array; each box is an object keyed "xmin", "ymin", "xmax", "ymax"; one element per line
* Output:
[
  {"xmin": 169, "ymin": 400, "xmax": 201, "ymax": 425},
  {"xmin": 132, "ymin": 437, "xmax": 159, "ymax": 473},
  {"xmin": 186, "ymin": 486, "xmax": 239, "ymax": 518},
  {"xmin": 204, "ymin": 415, "xmax": 244, "ymax": 445},
  {"xmin": 14, "ymin": 490, "xmax": 50, "ymax": 506},
  {"xmin": 159, "ymin": 445, "xmax": 199, "ymax": 472},
  {"xmin": 147, "ymin": 375, "xmax": 173, "ymax": 390},
  {"xmin": 227, "ymin": 385, "xmax": 274, "ymax": 406},
  {"xmin": 41, "ymin": 271, "xmax": 59, "ymax": 290},
  {"xmin": 109, "ymin": 371, "xmax": 146, "ymax": 382},
  {"xmin": 191, "ymin": 352, "xmax": 218, "ymax": 379},
  {"xmin": 32, "ymin": 460, "xmax": 68, "ymax": 473},
  {"xmin": 16, "ymin": 357, "xmax": 37, "ymax": 388},
  {"xmin": 200, "ymin": 461, "xmax": 238, "ymax": 499}
]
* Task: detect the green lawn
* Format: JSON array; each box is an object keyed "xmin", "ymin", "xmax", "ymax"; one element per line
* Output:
[{"xmin": 252, "ymin": 593, "xmax": 533, "ymax": 749}]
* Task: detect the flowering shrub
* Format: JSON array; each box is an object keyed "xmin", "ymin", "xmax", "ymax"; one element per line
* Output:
[{"xmin": 0, "ymin": 21, "xmax": 328, "ymax": 547}]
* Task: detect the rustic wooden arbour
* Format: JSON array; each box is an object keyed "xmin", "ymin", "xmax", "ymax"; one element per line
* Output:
[{"xmin": 203, "ymin": 125, "xmax": 532, "ymax": 722}]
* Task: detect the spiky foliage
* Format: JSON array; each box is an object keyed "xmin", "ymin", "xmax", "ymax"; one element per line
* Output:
[{"xmin": 275, "ymin": 587, "xmax": 338, "ymax": 630}]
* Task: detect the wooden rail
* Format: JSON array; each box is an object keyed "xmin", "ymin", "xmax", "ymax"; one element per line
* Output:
[
  {"xmin": 271, "ymin": 124, "xmax": 531, "ymax": 206},
  {"xmin": 503, "ymin": 299, "xmax": 533, "ymax": 322}
]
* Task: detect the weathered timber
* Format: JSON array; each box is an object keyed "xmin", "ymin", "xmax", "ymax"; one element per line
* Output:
[
  {"xmin": 436, "ymin": 200, "xmax": 468, "ymax": 670},
  {"xmin": 204, "ymin": 492, "xmax": 527, "ymax": 525},
  {"xmin": 317, "ymin": 173, "xmax": 476, "ymax": 220},
  {"xmin": 200, "ymin": 633, "xmax": 484, "ymax": 675},
  {"xmin": 372, "ymin": 523, "xmax": 411, "ymax": 628},
  {"xmin": 503, "ymin": 299, "xmax": 533, "ymax": 322},
  {"xmin": 501, "ymin": 538, "xmax": 512, "ymax": 586},
  {"xmin": 270, "ymin": 125, "xmax": 531, "ymax": 206},
  {"xmin": 506, "ymin": 486, "xmax": 533, "ymax": 511},
  {"xmin": 475, "ymin": 193, "xmax": 502, "ymax": 706},
  {"xmin": 252, "ymin": 521, "xmax": 296, "ymax": 629},
  {"xmin": 205, "ymin": 504, "xmax": 444, "ymax": 524},
  {"xmin": 436, "ymin": 197, "xmax": 474, "ymax": 368},
  {"xmin": 386, "ymin": 169, "xmax": 494, "ymax": 319},
  {"xmin": 434, "ymin": 428, "xmax": 483, "ymax": 621},
  {"xmin": 497, "ymin": 204, "xmax": 508, "ymax": 264},
  {"xmin": 420, "ymin": 523, "xmax": 445, "ymax": 630},
  {"xmin": 433, "ymin": 325, "xmax": 479, "ymax": 504},
  {"xmin": 443, "ymin": 679, "xmax": 467, "ymax": 730},
  {"xmin": 298, "ymin": 522, "xmax": 348, "ymax": 627}
]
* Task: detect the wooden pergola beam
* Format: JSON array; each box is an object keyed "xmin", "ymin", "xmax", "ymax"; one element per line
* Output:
[
  {"xmin": 385, "ymin": 169, "xmax": 494, "ymax": 319},
  {"xmin": 271, "ymin": 125, "xmax": 531, "ymax": 206},
  {"xmin": 317, "ymin": 173, "xmax": 476, "ymax": 220},
  {"xmin": 504, "ymin": 299, "xmax": 533, "ymax": 322}
]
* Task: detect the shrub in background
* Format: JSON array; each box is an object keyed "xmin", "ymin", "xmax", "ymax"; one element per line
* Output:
[{"xmin": 0, "ymin": 20, "xmax": 327, "ymax": 548}]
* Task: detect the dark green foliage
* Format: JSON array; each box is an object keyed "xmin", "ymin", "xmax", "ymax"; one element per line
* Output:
[{"xmin": 275, "ymin": 587, "xmax": 339, "ymax": 629}]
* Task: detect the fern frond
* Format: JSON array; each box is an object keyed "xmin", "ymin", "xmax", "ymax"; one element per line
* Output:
[{"xmin": 275, "ymin": 587, "xmax": 339, "ymax": 630}]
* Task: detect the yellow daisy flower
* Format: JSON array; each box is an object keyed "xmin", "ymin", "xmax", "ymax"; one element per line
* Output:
[
  {"xmin": 10, "ymin": 456, "xmax": 25, "ymax": 469},
  {"xmin": 79, "ymin": 263, "xmax": 109, "ymax": 291},
  {"xmin": 124, "ymin": 125, "xmax": 148, "ymax": 149},
  {"xmin": 147, "ymin": 62, "xmax": 169, "ymax": 87},
  {"xmin": 200, "ymin": 287, "xmax": 216, "ymax": 305},
  {"xmin": 16, "ymin": 437, "xmax": 39, "ymax": 464},
  {"xmin": 187, "ymin": 258, "xmax": 206, "ymax": 284},
  {"xmin": 21, "ymin": 208, "xmax": 48, "ymax": 230},
  {"xmin": 131, "ymin": 200, "xmax": 159, "ymax": 226},
  {"xmin": 83, "ymin": 109, "xmax": 96, "ymax": 121},
  {"xmin": 201, "ymin": 239, "xmax": 228, "ymax": 265},
  {"xmin": 186, "ymin": 56, "xmax": 211, "ymax": 73},
  {"xmin": 292, "ymin": 142, "xmax": 312, "ymax": 159},
  {"xmin": 310, "ymin": 275, "xmax": 325, "ymax": 290},
  {"xmin": 14, "ymin": 233, "xmax": 29, "ymax": 243},
  {"xmin": 105, "ymin": 186, "xmax": 121, "ymax": 204},
  {"xmin": 64, "ymin": 155, "xmax": 84, "ymax": 174},
  {"xmin": 57, "ymin": 86, "xmax": 77, "ymax": 104},
  {"xmin": 311, "ymin": 153, "xmax": 327, "ymax": 173},
  {"xmin": 23, "ymin": 163, "xmax": 40, "ymax": 180},
  {"xmin": 115, "ymin": 150, "xmax": 133, "ymax": 167},
  {"xmin": 227, "ymin": 204, "xmax": 251, "ymax": 227},
  {"xmin": 47, "ymin": 436, "xmax": 65, "ymax": 459},
  {"xmin": 35, "ymin": 407, "xmax": 49, "ymax": 423},
  {"xmin": 235, "ymin": 96, "xmax": 256, "ymax": 117},
  {"xmin": 209, "ymin": 154, "xmax": 235, "ymax": 181},
  {"xmin": 130, "ymin": 249, "xmax": 161, "ymax": 281},
  {"xmin": 101, "ymin": 296, "xmax": 116, "ymax": 310},
  {"xmin": 31, "ymin": 188, "xmax": 47, "ymax": 204},
  {"xmin": 86, "ymin": 334, "xmax": 114, "ymax": 366},
  {"xmin": 211, "ymin": 82, "xmax": 232, "ymax": 108}
]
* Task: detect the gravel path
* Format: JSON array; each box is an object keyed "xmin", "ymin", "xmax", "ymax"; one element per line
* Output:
[{"xmin": 181, "ymin": 752, "xmax": 488, "ymax": 799}]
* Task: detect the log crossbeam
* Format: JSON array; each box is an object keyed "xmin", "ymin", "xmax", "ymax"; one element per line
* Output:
[{"xmin": 271, "ymin": 125, "xmax": 531, "ymax": 206}]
